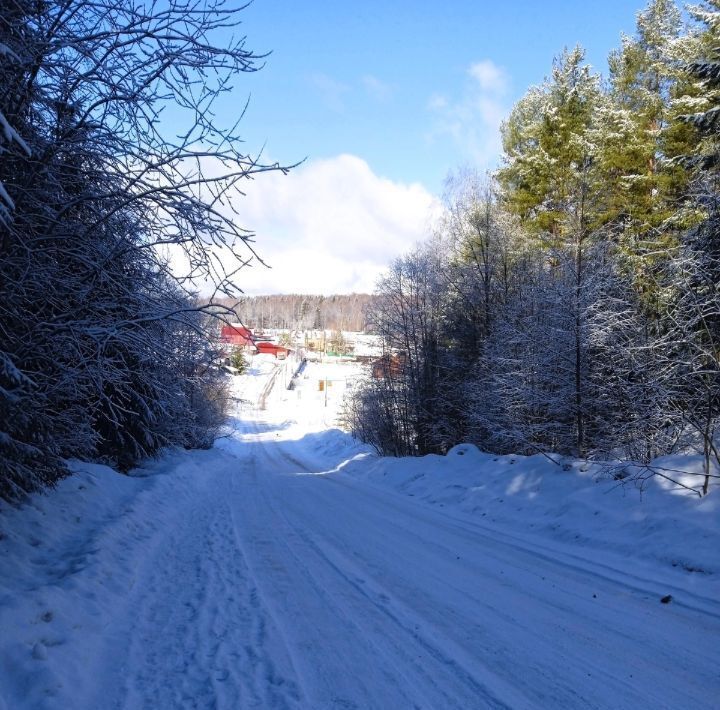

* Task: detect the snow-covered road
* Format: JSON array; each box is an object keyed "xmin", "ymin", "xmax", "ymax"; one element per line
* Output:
[
  {"xmin": 1, "ymin": 361, "xmax": 718, "ymax": 709},
  {"xmin": 104, "ymin": 411, "xmax": 719, "ymax": 709}
]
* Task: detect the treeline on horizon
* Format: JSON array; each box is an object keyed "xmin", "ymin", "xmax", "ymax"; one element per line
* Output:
[
  {"xmin": 214, "ymin": 294, "xmax": 375, "ymax": 333},
  {"xmin": 346, "ymin": 0, "xmax": 720, "ymax": 496}
]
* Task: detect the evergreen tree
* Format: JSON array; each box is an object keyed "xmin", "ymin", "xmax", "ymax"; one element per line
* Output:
[
  {"xmin": 498, "ymin": 46, "xmax": 603, "ymax": 241},
  {"xmin": 602, "ymin": 0, "xmax": 696, "ymax": 304},
  {"xmin": 499, "ymin": 47, "xmax": 607, "ymax": 455},
  {"xmin": 658, "ymin": 1, "xmax": 720, "ymax": 495},
  {"xmin": 676, "ymin": 1, "xmax": 720, "ymax": 180}
]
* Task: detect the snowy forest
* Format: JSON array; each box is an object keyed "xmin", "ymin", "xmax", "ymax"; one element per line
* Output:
[
  {"xmin": 346, "ymin": 0, "xmax": 720, "ymax": 496},
  {"xmin": 2, "ymin": 0, "xmax": 720, "ymax": 501},
  {"xmin": 214, "ymin": 294, "xmax": 375, "ymax": 332},
  {"xmin": 0, "ymin": 1, "xmax": 289, "ymax": 499}
]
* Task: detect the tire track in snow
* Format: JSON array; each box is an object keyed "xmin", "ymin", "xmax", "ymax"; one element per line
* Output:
[
  {"xmin": 115, "ymin": 478, "xmax": 302, "ymax": 710},
  {"xmin": 268, "ymin": 426, "xmax": 719, "ymax": 620},
  {"xmin": 263, "ymin": 486, "xmax": 525, "ymax": 709},
  {"xmin": 325, "ymin": 473, "xmax": 720, "ymax": 619},
  {"xmin": 244, "ymin": 416, "xmax": 720, "ymax": 710},
  {"xmin": 232, "ymin": 430, "xmax": 521, "ymax": 709}
]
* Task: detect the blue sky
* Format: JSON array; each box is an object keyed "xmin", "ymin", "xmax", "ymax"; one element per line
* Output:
[
  {"xmin": 231, "ymin": 0, "xmax": 643, "ymax": 191},
  {"xmin": 189, "ymin": 1, "xmax": 654, "ymax": 294}
]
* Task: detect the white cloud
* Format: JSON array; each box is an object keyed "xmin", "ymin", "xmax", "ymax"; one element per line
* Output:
[
  {"xmin": 207, "ymin": 154, "xmax": 439, "ymax": 295},
  {"xmin": 361, "ymin": 74, "xmax": 392, "ymax": 101},
  {"xmin": 428, "ymin": 59, "xmax": 511, "ymax": 169},
  {"xmin": 468, "ymin": 60, "xmax": 508, "ymax": 94},
  {"xmin": 427, "ymin": 94, "xmax": 448, "ymax": 111},
  {"xmin": 308, "ymin": 74, "xmax": 350, "ymax": 113}
]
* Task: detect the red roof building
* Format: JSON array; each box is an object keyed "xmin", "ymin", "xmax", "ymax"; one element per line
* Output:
[
  {"xmin": 371, "ymin": 353, "xmax": 406, "ymax": 379},
  {"xmin": 219, "ymin": 325, "xmax": 292, "ymax": 359},
  {"xmin": 220, "ymin": 324, "xmax": 256, "ymax": 348},
  {"xmin": 256, "ymin": 341, "xmax": 291, "ymax": 359}
]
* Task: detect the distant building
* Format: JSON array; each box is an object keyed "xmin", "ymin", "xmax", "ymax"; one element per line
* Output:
[
  {"xmin": 256, "ymin": 341, "xmax": 291, "ymax": 360},
  {"xmin": 219, "ymin": 324, "xmax": 292, "ymax": 359},
  {"xmin": 220, "ymin": 324, "xmax": 257, "ymax": 351},
  {"xmin": 371, "ymin": 353, "xmax": 406, "ymax": 379}
]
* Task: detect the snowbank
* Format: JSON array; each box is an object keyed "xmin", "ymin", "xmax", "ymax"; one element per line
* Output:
[
  {"xmin": 0, "ymin": 448, "xmax": 236, "ymax": 709},
  {"xmin": 340, "ymin": 445, "xmax": 720, "ymax": 582}
]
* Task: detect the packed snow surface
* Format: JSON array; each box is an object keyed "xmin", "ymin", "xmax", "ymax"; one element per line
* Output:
[{"xmin": 1, "ymin": 357, "xmax": 718, "ymax": 709}]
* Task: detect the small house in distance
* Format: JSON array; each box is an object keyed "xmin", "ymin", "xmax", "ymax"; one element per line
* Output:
[
  {"xmin": 371, "ymin": 353, "xmax": 406, "ymax": 379},
  {"xmin": 256, "ymin": 341, "xmax": 291, "ymax": 360},
  {"xmin": 220, "ymin": 324, "xmax": 256, "ymax": 351},
  {"xmin": 219, "ymin": 324, "xmax": 292, "ymax": 359}
]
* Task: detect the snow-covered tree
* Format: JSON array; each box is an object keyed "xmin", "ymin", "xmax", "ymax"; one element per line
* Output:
[
  {"xmin": 0, "ymin": 1, "xmax": 287, "ymax": 499},
  {"xmin": 498, "ymin": 46, "xmax": 603, "ymax": 241},
  {"xmin": 348, "ymin": 243, "xmax": 449, "ymax": 455},
  {"xmin": 498, "ymin": 47, "xmax": 608, "ymax": 456},
  {"xmin": 600, "ymin": 0, "xmax": 699, "ymax": 307},
  {"xmin": 468, "ymin": 242, "xmax": 663, "ymax": 460},
  {"xmin": 649, "ymin": 218, "xmax": 720, "ymax": 495}
]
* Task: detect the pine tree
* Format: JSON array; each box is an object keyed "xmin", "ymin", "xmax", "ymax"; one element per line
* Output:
[
  {"xmin": 499, "ymin": 47, "xmax": 607, "ymax": 456},
  {"xmin": 676, "ymin": 1, "xmax": 720, "ymax": 179},
  {"xmin": 657, "ymin": 0, "xmax": 720, "ymax": 495},
  {"xmin": 499, "ymin": 46, "xmax": 604, "ymax": 242},
  {"xmin": 602, "ymin": 0, "xmax": 696, "ymax": 304}
]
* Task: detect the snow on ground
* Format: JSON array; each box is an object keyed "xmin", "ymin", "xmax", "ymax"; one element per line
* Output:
[
  {"xmin": 345, "ymin": 332, "xmax": 382, "ymax": 358},
  {"xmin": 1, "ymin": 357, "xmax": 719, "ymax": 709},
  {"xmin": 227, "ymin": 353, "xmax": 279, "ymax": 407},
  {"xmin": 0, "ymin": 449, "xmax": 253, "ymax": 709},
  {"xmin": 341, "ymin": 445, "xmax": 720, "ymax": 582}
]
